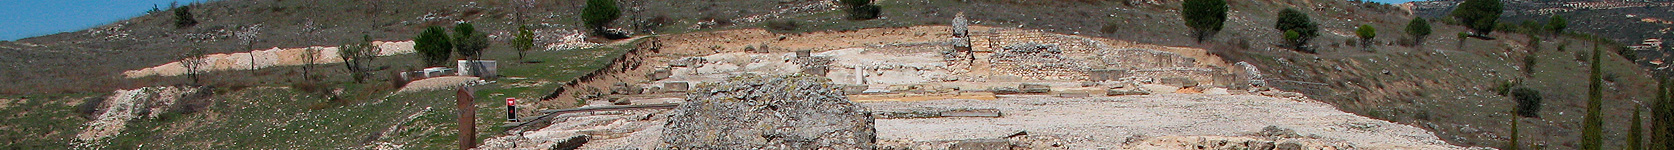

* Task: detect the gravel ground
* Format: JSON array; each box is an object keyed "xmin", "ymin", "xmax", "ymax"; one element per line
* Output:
[{"xmin": 863, "ymin": 94, "xmax": 1477, "ymax": 149}]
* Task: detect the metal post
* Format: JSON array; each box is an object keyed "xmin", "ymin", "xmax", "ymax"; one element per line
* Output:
[{"xmin": 507, "ymin": 98, "xmax": 518, "ymax": 122}]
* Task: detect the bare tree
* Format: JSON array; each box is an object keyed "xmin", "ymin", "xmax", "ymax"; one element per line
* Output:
[
  {"xmin": 300, "ymin": 47, "xmax": 320, "ymax": 81},
  {"xmin": 180, "ymin": 48, "xmax": 208, "ymax": 85},
  {"xmin": 340, "ymin": 35, "xmax": 382, "ymax": 83}
]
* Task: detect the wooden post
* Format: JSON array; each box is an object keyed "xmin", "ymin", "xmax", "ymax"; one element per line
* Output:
[{"xmin": 456, "ymin": 87, "xmax": 477, "ymax": 149}]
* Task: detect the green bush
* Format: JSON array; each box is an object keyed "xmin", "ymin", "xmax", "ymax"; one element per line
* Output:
[
  {"xmin": 583, "ymin": 0, "xmax": 622, "ymax": 32},
  {"xmin": 414, "ymin": 26, "xmax": 453, "ymax": 67},
  {"xmin": 843, "ymin": 0, "xmax": 880, "ymax": 20},
  {"xmin": 452, "ymin": 22, "xmax": 488, "ymax": 60},
  {"xmin": 765, "ymin": 19, "xmax": 801, "ymax": 32},
  {"xmin": 512, "ymin": 25, "xmax": 536, "ymax": 60},
  {"xmin": 1511, "ymin": 87, "xmax": 1541, "ymax": 118},
  {"xmin": 1545, "ymin": 15, "xmax": 1567, "ymax": 36},
  {"xmin": 1275, "ymin": 8, "xmax": 1318, "ymax": 52},
  {"xmin": 1182, "ymin": 0, "xmax": 1228, "ymax": 43},
  {"xmin": 1356, "ymin": 24, "xmax": 1377, "ymax": 48},
  {"xmin": 1406, "ymin": 18, "xmax": 1432, "ymax": 46},
  {"xmin": 173, "ymin": 5, "xmax": 198, "ymax": 28},
  {"xmin": 1451, "ymin": 0, "xmax": 1502, "ymax": 37}
]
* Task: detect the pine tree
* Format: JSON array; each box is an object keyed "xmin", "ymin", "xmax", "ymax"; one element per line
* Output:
[
  {"xmin": 1452, "ymin": 0, "xmax": 1502, "ymax": 38},
  {"xmin": 1275, "ymin": 8, "xmax": 1319, "ymax": 52},
  {"xmin": 1182, "ymin": 0, "xmax": 1228, "ymax": 43},
  {"xmin": 1583, "ymin": 45, "xmax": 1604, "ymax": 150},
  {"xmin": 415, "ymin": 26, "xmax": 454, "ymax": 67},
  {"xmin": 1407, "ymin": 18, "xmax": 1432, "ymax": 46}
]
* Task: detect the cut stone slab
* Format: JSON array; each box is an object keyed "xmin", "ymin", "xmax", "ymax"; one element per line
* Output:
[
  {"xmin": 941, "ymin": 109, "xmax": 1001, "ymax": 117},
  {"xmin": 1056, "ymin": 92, "xmax": 1090, "ymax": 98},
  {"xmin": 949, "ymin": 138, "xmax": 1010, "ymax": 150},
  {"xmin": 662, "ymin": 82, "xmax": 689, "ymax": 92},
  {"xmin": 1140, "ymin": 84, "xmax": 1180, "ymax": 94},
  {"xmin": 1019, "ymin": 83, "xmax": 1051, "ymax": 94}
]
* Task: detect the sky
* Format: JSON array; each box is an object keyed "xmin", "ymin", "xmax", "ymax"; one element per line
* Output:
[
  {"xmin": 0, "ymin": 0, "xmax": 1425, "ymax": 42},
  {"xmin": 0, "ymin": 0, "xmax": 212, "ymax": 41}
]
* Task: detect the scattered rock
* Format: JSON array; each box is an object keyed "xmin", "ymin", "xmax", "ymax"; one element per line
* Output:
[
  {"xmin": 664, "ymin": 74, "xmax": 876, "ymax": 149},
  {"xmin": 550, "ymin": 134, "xmax": 589, "ymax": 150}
]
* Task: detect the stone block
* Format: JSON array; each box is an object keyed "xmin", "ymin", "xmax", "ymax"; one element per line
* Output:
[
  {"xmin": 456, "ymin": 60, "xmax": 499, "ymax": 78},
  {"xmin": 648, "ymin": 69, "xmax": 672, "ymax": 80},
  {"xmin": 1158, "ymin": 77, "xmax": 1199, "ymax": 87},
  {"xmin": 1057, "ymin": 92, "xmax": 1090, "ymax": 98},
  {"xmin": 949, "ymin": 139, "xmax": 1009, "ymax": 150},
  {"xmin": 839, "ymin": 84, "xmax": 868, "ymax": 95},
  {"xmin": 1019, "ymin": 83, "xmax": 1051, "ymax": 93},
  {"xmin": 663, "ymin": 82, "xmax": 689, "ymax": 92},
  {"xmin": 1107, "ymin": 88, "xmax": 1151, "ymax": 96},
  {"xmin": 942, "ymin": 109, "xmax": 1002, "ymax": 117},
  {"xmin": 991, "ymin": 87, "xmax": 1022, "ymax": 95},
  {"xmin": 795, "ymin": 49, "xmax": 812, "ymax": 58}
]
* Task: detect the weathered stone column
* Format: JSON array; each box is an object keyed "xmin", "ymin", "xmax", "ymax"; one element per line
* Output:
[{"xmin": 455, "ymin": 87, "xmax": 477, "ymax": 149}]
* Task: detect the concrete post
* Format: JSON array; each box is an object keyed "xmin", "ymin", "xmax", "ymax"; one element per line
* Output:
[{"xmin": 456, "ymin": 87, "xmax": 477, "ymax": 149}]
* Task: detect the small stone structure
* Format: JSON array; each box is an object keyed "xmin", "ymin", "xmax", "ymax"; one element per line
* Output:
[
  {"xmin": 456, "ymin": 60, "xmax": 498, "ymax": 78},
  {"xmin": 664, "ymin": 74, "xmax": 876, "ymax": 149}
]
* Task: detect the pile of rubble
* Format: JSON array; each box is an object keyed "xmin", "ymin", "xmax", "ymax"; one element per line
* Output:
[
  {"xmin": 663, "ymin": 74, "xmax": 877, "ymax": 149},
  {"xmin": 989, "ymin": 42, "xmax": 1089, "ymax": 80}
]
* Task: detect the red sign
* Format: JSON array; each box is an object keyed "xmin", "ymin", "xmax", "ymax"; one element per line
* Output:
[{"xmin": 506, "ymin": 98, "xmax": 516, "ymax": 106}]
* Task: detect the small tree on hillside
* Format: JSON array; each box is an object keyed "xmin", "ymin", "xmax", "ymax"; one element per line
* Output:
[
  {"xmin": 1182, "ymin": 0, "xmax": 1228, "ymax": 43},
  {"xmin": 582, "ymin": 0, "xmax": 622, "ymax": 36},
  {"xmin": 1582, "ymin": 45, "xmax": 1604, "ymax": 150},
  {"xmin": 1512, "ymin": 87, "xmax": 1542, "ymax": 118},
  {"xmin": 1545, "ymin": 15, "xmax": 1567, "ymax": 36},
  {"xmin": 173, "ymin": 5, "xmax": 198, "ymax": 28},
  {"xmin": 180, "ymin": 48, "xmax": 207, "ymax": 84},
  {"xmin": 1275, "ymin": 8, "xmax": 1319, "ymax": 52},
  {"xmin": 415, "ymin": 26, "xmax": 454, "ymax": 67},
  {"xmin": 453, "ymin": 22, "xmax": 491, "ymax": 77},
  {"xmin": 1357, "ymin": 24, "xmax": 1377, "ymax": 49},
  {"xmin": 339, "ymin": 35, "xmax": 381, "ymax": 83},
  {"xmin": 842, "ymin": 0, "xmax": 881, "ymax": 20},
  {"xmin": 236, "ymin": 24, "xmax": 263, "ymax": 74},
  {"xmin": 1632, "ymin": 104, "xmax": 1644, "ymax": 150},
  {"xmin": 300, "ymin": 47, "xmax": 320, "ymax": 81},
  {"xmin": 1451, "ymin": 0, "xmax": 1502, "ymax": 39},
  {"xmin": 512, "ymin": 25, "xmax": 536, "ymax": 61},
  {"xmin": 453, "ymin": 23, "xmax": 488, "ymax": 61},
  {"xmin": 1407, "ymin": 18, "xmax": 1432, "ymax": 46}
]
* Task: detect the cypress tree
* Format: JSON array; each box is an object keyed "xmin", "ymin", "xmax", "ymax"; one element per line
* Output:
[{"xmin": 1583, "ymin": 45, "xmax": 1604, "ymax": 150}]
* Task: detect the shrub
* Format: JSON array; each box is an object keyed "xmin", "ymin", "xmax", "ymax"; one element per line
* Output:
[
  {"xmin": 1545, "ymin": 15, "xmax": 1567, "ymax": 36},
  {"xmin": 339, "ymin": 35, "xmax": 380, "ymax": 83},
  {"xmin": 582, "ymin": 0, "xmax": 622, "ymax": 33},
  {"xmin": 765, "ymin": 19, "xmax": 801, "ymax": 32},
  {"xmin": 1182, "ymin": 0, "xmax": 1228, "ymax": 43},
  {"xmin": 414, "ymin": 26, "xmax": 453, "ymax": 67},
  {"xmin": 1511, "ymin": 87, "xmax": 1542, "ymax": 118},
  {"xmin": 1406, "ymin": 18, "xmax": 1432, "ymax": 46},
  {"xmin": 1451, "ymin": 0, "xmax": 1502, "ymax": 37},
  {"xmin": 512, "ymin": 25, "xmax": 536, "ymax": 61},
  {"xmin": 76, "ymin": 96, "xmax": 108, "ymax": 119},
  {"xmin": 842, "ymin": 0, "xmax": 880, "ymax": 20},
  {"xmin": 1356, "ymin": 24, "xmax": 1377, "ymax": 48},
  {"xmin": 1275, "ymin": 8, "xmax": 1318, "ymax": 51},
  {"xmin": 173, "ymin": 5, "xmax": 198, "ymax": 28},
  {"xmin": 1522, "ymin": 54, "xmax": 1537, "ymax": 75}
]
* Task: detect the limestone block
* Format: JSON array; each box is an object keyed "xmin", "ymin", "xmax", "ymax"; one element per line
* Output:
[
  {"xmin": 663, "ymin": 82, "xmax": 689, "ymax": 92},
  {"xmin": 1019, "ymin": 83, "xmax": 1051, "ymax": 93}
]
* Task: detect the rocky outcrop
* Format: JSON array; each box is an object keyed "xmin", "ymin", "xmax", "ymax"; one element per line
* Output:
[{"xmin": 663, "ymin": 74, "xmax": 876, "ymax": 149}]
